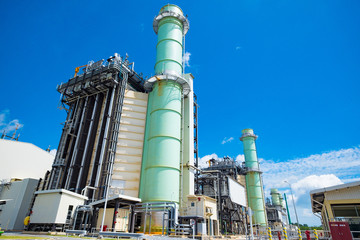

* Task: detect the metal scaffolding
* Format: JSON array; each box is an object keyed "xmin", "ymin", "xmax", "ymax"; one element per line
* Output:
[
  {"xmin": 197, "ymin": 157, "xmax": 248, "ymax": 235},
  {"xmin": 46, "ymin": 54, "xmax": 145, "ymax": 201}
]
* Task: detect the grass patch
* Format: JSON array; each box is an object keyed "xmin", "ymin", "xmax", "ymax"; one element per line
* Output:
[{"xmin": 0, "ymin": 236, "xmax": 50, "ymax": 239}]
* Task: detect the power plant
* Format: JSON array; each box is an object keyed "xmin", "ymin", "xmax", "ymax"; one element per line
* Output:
[
  {"xmin": 29, "ymin": 4, "xmax": 199, "ymax": 235},
  {"xmin": 0, "ymin": 3, "xmax": 319, "ymax": 239}
]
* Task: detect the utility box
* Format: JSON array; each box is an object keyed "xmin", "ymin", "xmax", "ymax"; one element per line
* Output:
[
  {"xmin": 186, "ymin": 195, "xmax": 219, "ymax": 236},
  {"xmin": 96, "ymin": 208, "xmax": 130, "ymax": 232},
  {"xmin": 29, "ymin": 189, "xmax": 87, "ymax": 230},
  {"xmin": 329, "ymin": 221, "xmax": 353, "ymax": 240}
]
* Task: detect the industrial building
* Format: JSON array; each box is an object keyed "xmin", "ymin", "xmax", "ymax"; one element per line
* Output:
[
  {"xmin": 197, "ymin": 156, "xmax": 247, "ymax": 235},
  {"xmin": 0, "ymin": 139, "xmax": 54, "ymax": 230},
  {"xmin": 265, "ymin": 188, "xmax": 290, "ymax": 228},
  {"xmin": 0, "ymin": 178, "xmax": 39, "ymax": 230},
  {"xmin": 28, "ymin": 4, "xmax": 198, "ymax": 234},
  {"xmin": 310, "ymin": 181, "xmax": 360, "ymax": 238},
  {"xmin": 21, "ymin": 4, "xmax": 278, "ymax": 238},
  {"xmin": 0, "ymin": 139, "xmax": 54, "ymax": 181}
]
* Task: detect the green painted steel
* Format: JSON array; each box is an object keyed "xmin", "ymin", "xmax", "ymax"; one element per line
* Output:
[
  {"xmin": 155, "ymin": 5, "xmax": 184, "ymax": 75},
  {"xmin": 141, "ymin": 81, "xmax": 182, "ymax": 203},
  {"xmin": 284, "ymin": 193, "xmax": 292, "ymax": 224},
  {"xmin": 271, "ymin": 188, "xmax": 281, "ymax": 206},
  {"xmin": 280, "ymin": 195, "xmax": 286, "ymax": 208},
  {"xmin": 241, "ymin": 128, "xmax": 267, "ymax": 226},
  {"xmin": 140, "ymin": 4, "xmax": 187, "ymax": 204}
]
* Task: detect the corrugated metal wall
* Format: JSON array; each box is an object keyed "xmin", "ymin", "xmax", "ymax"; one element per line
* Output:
[
  {"xmin": 325, "ymin": 185, "xmax": 360, "ymax": 200},
  {"xmin": 110, "ymin": 90, "xmax": 148, "ymax": 198}
]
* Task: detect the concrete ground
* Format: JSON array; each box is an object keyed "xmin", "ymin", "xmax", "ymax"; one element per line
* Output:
[{"xmin": 1, "ymin": 232, "xmax": 251, "ymax": 240}]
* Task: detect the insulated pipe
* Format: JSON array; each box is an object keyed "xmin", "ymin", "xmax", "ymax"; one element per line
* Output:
[
  {"xmin": 65, "ymin": 97, "xmax": 88, "ymax": 189},
  {"xmin": 76, "ymin": 94, "xmax": 99, "ymax": 192},
  {"xmin": 86, "ymin": 93, "xmax": 107, "ymax": 191},
  {"xmin": 240, "ymin": 128, "xmax": 267, "ymax": 226},
  {"xmin": 95, "ymin": 88, "xmax": 116, "ymax": 189},
  {"xmin": 140, "ymin": 4, "xmax": 189, "ymax": 205}
]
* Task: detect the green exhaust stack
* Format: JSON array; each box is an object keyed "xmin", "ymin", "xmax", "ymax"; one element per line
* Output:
[
  {"xmin": 271, "ymin": 188, "xmax": 281, "ymax": 206},
  {"xmin": 139, "ymin": 4, "xmax": 190, "ymax": 204},
  {"xmin": 240, "ymin": 128, "xmax": 267, "ymax": 226}
]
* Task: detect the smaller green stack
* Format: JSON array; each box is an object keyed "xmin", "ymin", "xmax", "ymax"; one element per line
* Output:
[
  {"xmin": 240, "ymin": 128, "xmax": 267, "ymax": 226},
  {"xmin": 271, "ymin": 188, "xmax": 281, "ymax": 206}
]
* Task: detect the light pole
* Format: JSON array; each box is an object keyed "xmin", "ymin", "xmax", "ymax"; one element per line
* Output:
[{"xmin": 284, "ymin": 181, "xmax": 300, "ymax": 228}]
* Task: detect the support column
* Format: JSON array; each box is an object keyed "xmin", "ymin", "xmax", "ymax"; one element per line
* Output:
[{"xmin": 112, "ymin": 200, "xmax": 120, "ymax": 231}]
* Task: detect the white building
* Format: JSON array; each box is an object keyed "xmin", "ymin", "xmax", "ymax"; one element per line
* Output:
[
  {"xmin": 0, "ymin": 139, "xmax": 54, "ymax": 230},
  {"xmin": 0, "ymin": 139, "xmax": 54, "ymax": 181},
  {"xmin": 0, "ymin": 178, "xmax": 39, "ymax": 230}
]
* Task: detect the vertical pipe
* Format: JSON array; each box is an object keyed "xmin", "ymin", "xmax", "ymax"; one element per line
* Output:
[
  {"xmin": 240, "ymin": 128, "xmax": 267, "ymax": 227},
  {"xmin": 95, "ymin": 88, "xmax": 116, "ymax": 189},
  {"xmin": 112, "ymin": 200, "xmax": 120, "ymax": 231},
  {"xmin": 102, "ymin": 73, "xmax": 127, "ymax": 198},
  {"xmin": 180, "ymin": 92, "xmax": 184, "ymax": 206},
  {"xmin": 284, "ymin": 193, "xmax": 292, "ymax": 225},
  {"xmin": 65, "ymin": 97, "xmax": 89, "ymax": 189},
  {"xmin": 76, "ymin": 94, "xmax": 99, "ymax": 192},
  {"xmin": 87, "ymin": 93, "xmax": 106, "ymax": 190},
  {"xmin": 248, "ymin": 207, "xmax": 254, "ymax": 240}
]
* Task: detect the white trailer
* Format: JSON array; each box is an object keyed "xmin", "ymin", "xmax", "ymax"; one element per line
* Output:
[{"xmin": 29, "ymin": 189, "xmax": 87, "ymax": 231}]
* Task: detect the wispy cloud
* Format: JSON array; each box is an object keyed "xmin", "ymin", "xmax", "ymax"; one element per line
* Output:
[
  {"xmin": 260, "ymin": 146, "xmax": 360, "ymax": 190},
  {"xmin": 221, "ymin": 137, "xmax": 234, "ymax": 144},
  {"xmin": 0, "ymin": 110, "xmax": 24, "ymax": 135},
  {"xmin": 235, "ymin": 46, "xmax": 242, "ymax": 50},
  {"xmin": 183, "ymin": 51, "xmax": 191, "ymax": 67}
]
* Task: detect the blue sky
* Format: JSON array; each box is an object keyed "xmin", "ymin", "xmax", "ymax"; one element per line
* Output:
[{"xmin": 1, "ymin": 0, "xmax": 360, "ymax": 226}]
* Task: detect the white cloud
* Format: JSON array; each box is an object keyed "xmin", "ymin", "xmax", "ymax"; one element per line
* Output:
[
  {"xmin": 235, "ymin": 154, "xmax": 245, "ymax": 163},
  {"xmin": 261, "ymin": 146, "xmax": 360, "ymax": 191},
  {"xmin": 0, "ymin": 110, "xmax": 24, "ymax": 135},
  {"xmin": 201, "ymin": 146, "xmax": 360, "ymax": 226},
  {"xmin": 199, "ymin": 153, "xmax": 219, "ymax": 169},
  {"xmin": 261, "ymin": 146, "xmax": 360, "ymax": 226},
  {"xmin": 292, "ymin": 174, "xmax": 343, "ymax": 199},
  {"xmin": 183, "ymin": 52, "xmax": 191, "ymax": 67},
  {"xmin": 221, "ymin": 137, "xmax": 234, "ymax": 144}
]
